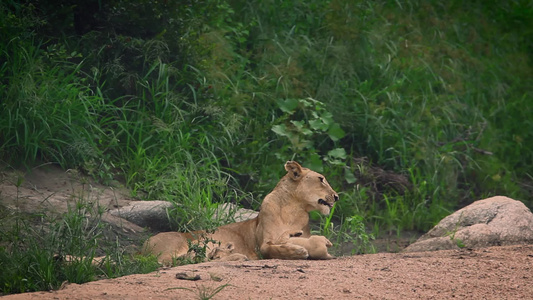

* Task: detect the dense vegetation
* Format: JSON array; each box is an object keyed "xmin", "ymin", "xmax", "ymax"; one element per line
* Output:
[{"xmin": 1, "ymin": 0, "xmax": 531, "ymax": 294}]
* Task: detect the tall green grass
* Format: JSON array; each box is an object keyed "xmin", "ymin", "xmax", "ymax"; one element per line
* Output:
[
  {"xmin": 0, "ymin": 188, "xmax": 159, "ymax": 295},
  {"xmin": 0, "ymin": 37, "xmax": 108, "ymax": 169}
]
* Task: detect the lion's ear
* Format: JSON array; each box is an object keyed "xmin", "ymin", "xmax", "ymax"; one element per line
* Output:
[{"xmin": 285, "ymin": 161, "xmax": 303, "ymax": 180}]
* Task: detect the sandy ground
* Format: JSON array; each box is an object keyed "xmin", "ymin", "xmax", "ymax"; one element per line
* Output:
[
  {"xmin": 1, "ymin": 164, "xmax": 533, "ymax": 299},
  {"xmin": 2, "ymin": 244, "xmax": 532, "ymax": 300}
]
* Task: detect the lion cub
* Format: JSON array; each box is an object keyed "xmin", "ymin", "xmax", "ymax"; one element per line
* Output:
[
  {"xmin": 273, "ymin": 230, "xmax": 334, "ymax": 260},
  {"xmin": 208, "ymin": 242, "xmax": 249, "ymax": 262},
  {"xmin": 143, "ymin": 232, "xmax": 248, "ymax": 265},
  {"xmin": 288, "ymin": 235, "xmax": 334, "ymax": 260}
]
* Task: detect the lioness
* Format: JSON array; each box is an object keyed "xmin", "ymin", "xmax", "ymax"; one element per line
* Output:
[{"xmin": 143, "ymin": 161, "xmax": 338, "ymax": 262}]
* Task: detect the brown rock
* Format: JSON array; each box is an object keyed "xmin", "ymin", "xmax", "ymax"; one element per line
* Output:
[{"xmin": 404, "ymin": 196, "xmax": 533, "ymax": 252}]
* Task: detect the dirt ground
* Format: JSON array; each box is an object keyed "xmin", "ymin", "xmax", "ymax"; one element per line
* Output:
[
  {"xmin": 2, "ymin": 244, "xmax": 531, "ymax": 300},
  {"xmin": 1, "ymin": 164, "xmax": 533, "ymax": 299}
]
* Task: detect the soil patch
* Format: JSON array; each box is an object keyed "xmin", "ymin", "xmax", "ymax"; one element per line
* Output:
[{"xmin": 3, "ymin": 245, "xmax": 532, "ymax": 299}]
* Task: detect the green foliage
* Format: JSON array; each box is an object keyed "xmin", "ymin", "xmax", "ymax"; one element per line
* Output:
[
  {"xmin": 0, "ymin": 35, "xmax": 107, "ymax": 168},
  {"xmin": 314, "ymin": 206, "xmax": 375, "ymax": 255},
  {"xmin": 0, "ymin": 199, "xmax": 98, "ymax": 294},
  {"xmin": 98, "ymin": 252, "xmax": 160, "ymax": 279},
  {"xmin": 341, "ymin": 215, "xmax": 376, "ymax": 255},
  {"xmin": 184, "ymin": 235, "xmax": 220, "ymax": 265},
  {"xmin": 0, "ymin": 197, "xmax": 158, "ymax": 295},
  {"xmin": 167, "ymin": 282, "xmax": 232, "ymax": 300},
  {"xmin": 271, "ymin": 97, "xmax": 346, "ymax": 171}
]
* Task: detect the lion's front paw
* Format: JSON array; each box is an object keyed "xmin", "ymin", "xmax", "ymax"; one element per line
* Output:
[
  {"xmin": 310, "ymin": 235, "xmax": 333, "ymax": 248},
  {"xmin": 292, "ymin": 245, "xmax": 309, "ymax": 259},
  {"xmin": 281, "ymin": 244, "xmax": 309, "ymax": 260},
  {"xmin": 323, "ymin": 237, "xmax": 333, "ymax": 248}
]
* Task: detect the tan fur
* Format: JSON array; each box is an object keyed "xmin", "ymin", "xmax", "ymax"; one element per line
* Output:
[
  {"xmin": 271, "ymin": 230, "xmax": 334, "ymax": 260},
  {"xmin": 208, "ymin": 242, "xmax": 249, "ymax": 262},
  {"xmin": 142, "ymin": 161, "xmax": 339, "ymax": 262},
  {"xmin": 141, "ymin": 232, "xmax": 191, "ymax": 265},
  {"xmin": 288, "ymin": 236, "xmax": 334, "ymax": 259}
]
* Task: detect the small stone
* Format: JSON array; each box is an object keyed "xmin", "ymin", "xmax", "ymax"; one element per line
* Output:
[{"xmin": 175, "ymin": 272, "xmax": 201, "ymax": 281}]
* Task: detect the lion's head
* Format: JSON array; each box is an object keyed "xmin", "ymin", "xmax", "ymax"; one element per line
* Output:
[
  {"xmin": 284, "ymin": 161, "xmax": 339, "ymax": 215},
  {"xmin": 207, "ymin": 242, "xmax": 249, "ymax": 261},
  {"xmin": 207, "ymin": 242, "xmax": 235, "ymax": 260}
]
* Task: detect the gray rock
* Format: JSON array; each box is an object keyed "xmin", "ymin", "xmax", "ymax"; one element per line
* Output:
[
  {"xmin": 109, "ymin": 201, "xmax": 258, "ymax": 231},
  {"xmin": 109, "ymin": 200, "xmax": 174, "ymax": 231},
  {"xmin": 214, "ymin": 203, "xmax": 258, "ymax": 222},
  {"xmin": 404, "ymin": 196, "xmax": 533, "ymax": 252}
]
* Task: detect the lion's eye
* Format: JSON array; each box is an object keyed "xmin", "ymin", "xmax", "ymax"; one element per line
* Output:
[{"xmin": 319, "ymin": 177, "xmax": 324, "ymax": 183}]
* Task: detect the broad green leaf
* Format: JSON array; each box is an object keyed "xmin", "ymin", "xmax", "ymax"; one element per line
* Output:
[
  {"xmin": 320, "ymin": 111, "xmax": 334, "ymax": 125},
  {"xmin": 328, "ymin": 148, "xmax": 347, "ymax": 159},
  {"xmin": 344, "ymin": 167, "xmax": 357, "ymax": 184},
  {"xmin": 308, "ymin": 153, "xmax": 324, "ymax": 172},
  {"xmin": 291, "ymin": 120, "xmax": 313, "ymax": 135},
  {"xmin": 277, "ymin": 98, "xmax": 299, "ymax": 113},
  {"xmin": 291, "ymin": 120, "xmax": 305, "ymax": 130},
  {"xmin": 301, "ymin": 128, "xmax": 313, "ymax": 135},
  {"xmin": 305, "ymin": 97, "xmax": 322, "ymax": 106},
  {"xmin": 329, "ymin": 159, "xmax": 345, "ymax": 166},
  {"xmin": 291, "ymin": 137, "xmax": 312, "ymax": 150},
  {"xmin": 309, "ymin": 119, "xmax": 328, "ymax": 131},
  {"xmin": 299, "ymin": 98, "xmax": 313, "ymax": 107},
  {"xmin": 271, "ymin": 124, "xmax": 289, "ymax": 137},
  {"xmin": 328, "ymin": 123, "xmax": 346, "ymax": 141}
]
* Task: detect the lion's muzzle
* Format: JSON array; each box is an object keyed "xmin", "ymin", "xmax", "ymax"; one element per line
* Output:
[
  {"xmin": 318, "ymin": 199, "xmax": 332, "ymax": 208},
  {"xmin": 318, "ymin": 193, "xmax": 338, "ymax": 208}
]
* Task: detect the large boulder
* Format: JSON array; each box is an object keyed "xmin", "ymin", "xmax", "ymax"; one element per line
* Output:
[
  {"xmin": 404, "ymin": 196, "xmax": 533, "ymax": 252},
  {"xmin": 109, "ymin": 200, "xmax": 174, "ymax": 231},
  {"xmin": 213, "ymin": 203, "xmax": 259, "ymax": 222},
  {"xmin": 109, "ymin": 201, "xmax": 258, "ymax": 231}
]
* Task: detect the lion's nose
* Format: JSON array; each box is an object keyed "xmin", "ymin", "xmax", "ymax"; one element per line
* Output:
[{"xmin": 334, "ymin": 194, "xmax": 339, "ymax": 202}]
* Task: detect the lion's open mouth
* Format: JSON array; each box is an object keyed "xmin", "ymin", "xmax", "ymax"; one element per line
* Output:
[{"xmin": 318, "ymin": 199, "xmax": 332, "ymax": 208}]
